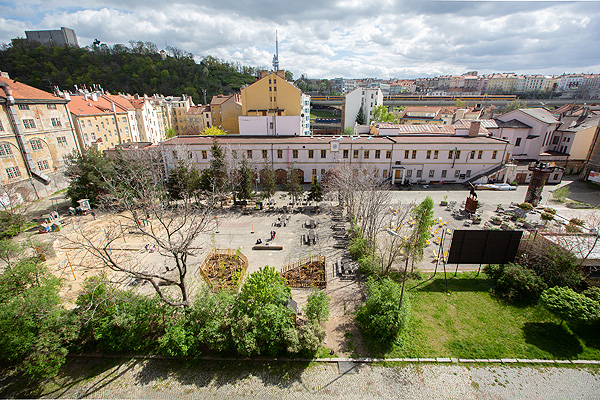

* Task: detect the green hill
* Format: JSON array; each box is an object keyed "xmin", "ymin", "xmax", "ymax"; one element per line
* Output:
[{"xmin": 0, "ymin": 40, "xmax": 257, "ymax": 104}]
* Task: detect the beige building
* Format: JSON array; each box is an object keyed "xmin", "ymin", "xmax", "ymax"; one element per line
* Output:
[
  {"xmin": 0, "ymin": 73, "xmax": 79, "ymax": 202},
  {"xmin": 211, "ymin": 94, "xmax": 242, "ymax": 134},
  {"xmin": 181, "ymin": 105, "xmax": 211, "ymax": 135},
  {"xmin": 67, "ymin": 93, "xmax": 139, "ymax": 151}
]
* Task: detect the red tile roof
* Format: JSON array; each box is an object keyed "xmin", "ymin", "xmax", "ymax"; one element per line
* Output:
[{"xmin": 0, "ymin": 76, "xmax": 63, "ymax": 102}]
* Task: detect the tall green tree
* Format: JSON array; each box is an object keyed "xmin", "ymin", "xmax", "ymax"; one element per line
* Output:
[
  {"xmin": 285, "ymin": 163, "xmax": 303, "ymax": 204},
  {"xmin": 307, "ymin": 177, "xmax": 323, "ymax": 202},
  {"xmin": 259, "ymin": 161, "xmax": 277, "ymax": 200},
  {"xmin": 166, "ymin": 161, "xmax": 202, "ymax": 200},
  {"xmin": 406, "ymin": 196, "xmax": 435, "ymax": 271},
  {"xmin": 235, "ymin": 157, "xmax": 255, "ymax": 202},
  {"xmin": 64, "ymin": 147, "xmax": 115, "ymax": 207},
  {"xmin": 355, "ymin": 107, "xmax": 366, "ymax": 125},
  {"xmin": 370, "ymin": 105, "xmax": 399, "ymax": 124},
  {"xmin": 201, "ymin": 138, "xmax": 228, "ymax": 197}
]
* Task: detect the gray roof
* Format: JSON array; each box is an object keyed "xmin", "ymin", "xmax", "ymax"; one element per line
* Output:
[
  {"xmin": 518, "ymin": 108, "xmax": 559, "ymax": 124},
  {"xmin": 496, "ymin": 119, "xmax": 532, "ymax": 129}
]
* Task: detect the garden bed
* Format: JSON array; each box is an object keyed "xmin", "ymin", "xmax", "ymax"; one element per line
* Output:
[
  {"xmin": 199, "ymin": 249, "xmax": 248, "ymax": 291},
  {"xmin": 282, "ymin": 255, "xmax": 326, "ymax": 289}
]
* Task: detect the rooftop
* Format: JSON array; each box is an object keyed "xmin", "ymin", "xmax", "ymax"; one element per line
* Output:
[{"xmin": 0, "ymin": 75, "xmax": 64, "ymax": 102}]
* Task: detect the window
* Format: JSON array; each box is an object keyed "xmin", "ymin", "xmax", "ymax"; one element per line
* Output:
[
  {"xmin": 292, "ymin": 149, "xmax": 298, "ymax": 158},
  {"xmin": 553, "ymin": 173, "xmax": 559, "ymax": 180},
  {"xmin": 36, "ymin": 160, "xmax": 49, "ymax": 170},
  {"xmin": 247, "ymin": 150, "xmax": 252, "ymax": 158},
  {"xmin": 353, "ymin": 149, "xmax": 359, "ymax": 158},
  {"xmin": 274, "ymin": 87, "xmax": 277, "ymax": 91},
  {"xmin": 0, "ymin": 143, "xmax": 12, "ymax": 156},
  {"xmin": 515, "ymin": 138, "xmax": 522, "ymax": 146},
  {"xmin": 386, "ymin": 150, "xmax": 392, "ymax": 159},
  {"xmin": 412, "ymin": 150, "xmax": 417, "ymax": 159},
  {"xmin": 375, "ymin": 150, "xmax": 381, "ymax": 159},
  {"xmin": 455, "ymin": 150, "xmax": 461, "ymax": 159},
  {"xmin": 321, "ymin": 149, "xmax": 327, "ymax": 158},
  {"xmin": 383, "ymin": 169, "xmax": 388, "ymax": 177},
  {"xmin": 18, "ymin": 104, "xmax": 29, "ymax": 110},
  {"xmin": 57, "ymin": 136, "xmax": 67, "ymax": 146},
  {"xmin": 416, "ymin": 170, "xmax": 422, "ymax": 178},
  {"xmin": 343, "ymin": 149, "xmax": 349, "ymax": 159},
  {"xmin": 466, "ymin": 170, "xmax": 471, "ymax": 178},
  {"xmin": 434, "ymin": 150, "xmax": 439, "ymax": 159},
  {"xmin": 30, "ymin": 139, "xmax": 42, "ymax": 150},
  {"xmin": 122, "ymin": 117, "xmax": 127, "ymax": 123},
  {"xmin": 277, "ymin": 149, "xmax": 283, "ymax": 158},
  {"xmin": 470, "ymin": 150, "xmax": 475, "ymax": 159},
  {"xmin": 88, "ymin": 120, "xmax": 92, "ymax": 127},
  {"xmin": 312, "ymin": 168, "xmax": 317, "ymax": 177},
  {"xmin": 308, "ymin": 149, "xmax": 314, "ymax": 158},
  {"xmin": 492, "ymin": 150, "xmax": 498, "ymax": 159},
  {"xmin": 455, "ymin": 170, "xmax": 460, "ymax": 178},
  {"xmin": 404, "ymin": 150, "xmax": 409, "ymax": 159},
  {"xmin": 321, "ymin": 169, "xmax": 325, "ymax": 176},
  {"xmin": 426, "ymin": 150, "xmax": 431, "ymax": 159},
  {"xmin": 478, "ymin": 150, "xmax": 483, "ymax": 159},
  {"xmin": 552, "ymin": 136, "xmax": 560, "ymax": 145},
  {"xmin": 6, "ymin": 166, "xmax": 21, "ymax": 179},
  {"xmin": 429, "ymin": 170, "xmax": 434, "ymax": 178},
  {"xmin": 441, "ymin": 170, "xmax": 447, "ymax": 178},
  {"xmin": 23, "ymin": 119, "xmax": 36, "ymax": 129},
  {"xmin": 269, "ymin": 122, "xmax": 274, "ymax": 129},
  {"xmin": 448, "ymin": 150, "xmax": 453, "ymax": 159},
  {"xmin": 406, "ymin": 170, "xmax": 412, "ymax": 177},
  {"xmin": 202, "ymin": 150, "xmax": 207, "ymax": 159},
  {"xmin": 188, "ymin": 151, "xmax": 193, "ymax": 160},
  {"xmin": 364, "ymin": 150, "xmax": 369, "ymax": 159},
  {"xmin": 262, "ymin": 149, "xmax": 268, "ymax": 159},
  {"xmin": 46, "ymin": 104, "xmax": 57, "ymax": 109}
]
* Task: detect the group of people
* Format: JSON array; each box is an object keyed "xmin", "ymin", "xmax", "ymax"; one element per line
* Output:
[
  {"xmin": 144, "ymin": 243, "xmax": 157, "ymax": 253},
  {"xmin": 255, "ymin": 231, "xmax": 277, "ymax": 245}
]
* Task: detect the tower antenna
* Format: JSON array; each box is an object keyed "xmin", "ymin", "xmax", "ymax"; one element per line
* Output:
[{"xmin": 272, "ymin": 30, "xmax": 279, "ymax": 71}]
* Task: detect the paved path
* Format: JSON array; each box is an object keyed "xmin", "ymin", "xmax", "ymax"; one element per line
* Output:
[{"xmin": 36, "ymin": 358, "xmax": 600, "ymax": 399}]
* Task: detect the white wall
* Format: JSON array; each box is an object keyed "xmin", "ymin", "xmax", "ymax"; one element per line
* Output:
[{"xmin": 239, "ymin": 115, "xmax": 303, "ymax": 136}]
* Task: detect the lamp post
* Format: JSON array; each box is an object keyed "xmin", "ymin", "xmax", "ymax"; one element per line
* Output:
[{"xmin": 387, "ymin": 228, "xmax": 410, "ymax": 311}]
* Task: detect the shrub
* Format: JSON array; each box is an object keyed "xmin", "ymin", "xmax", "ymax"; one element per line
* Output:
[
  {"xmin": 357, "ymin": 254, "xmax": 380, "ymax": 277},
  {"xmin": 541, "ymin": 212, "xmax": 555, "ymax": 223},
  {"xmin": 569, "ymin": 218, "xmax": 584, "ymax": 227},
  {"xmin": 544, "ymin": 208, "xmax": 557, "ymax": 215},
  {"xmin": 0, "ymin": 211, "xmax": 28, "ymax": 239},
  {"xmin": 540, "ymin": 286, "xmax": 600, "ymax": 324},
  {"xmin": 356, "ymin": 277, "xmax": 410, "ymax": 344},
  {"xmin": 303, "ymin": 290, "xmax": 330, "ymax": 323},
  {"xmin": 518, "ymin": 202, "xmax": 534, "ymax": 211},
  {"xmin": 484, "ymin": 263, "xmax": 547, "ymax": 303},
  {"xmin": 583, "ymin": 286, "xmax": 600, "ymax": 302},
  {"xmin": 510, "ymin": 181, "xmax": 518, "ymax": 187}
]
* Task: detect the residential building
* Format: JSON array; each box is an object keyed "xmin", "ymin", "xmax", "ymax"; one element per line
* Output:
[
  {"xmin": 129, "ymin": 96, "xmax": 164, "ymax": 143},
  {"xmin": 66, "ymin": 93, "xmax": 139, "ymax": 151},
  {"xmin": 0, "ymin": 73, "xmax": 79, "ymax": 202},
  {"xmin": 181, "ymin": 105, "xmax": 211, "ymax": 135},
  {"xmin": 162, "ymin": 130, "xmax": 510, "ymax": 186},
  {"xmin": 341, "ymin": 87, "xmax": 383, "ymax": 131},
  {"xmin": 239, "ymin": 70, "xmax": 310, "ymax": 136},
  {"xmin": 211, "ymin": 94, "xmax": 242, "ymax": 134},
  {"xmin": 24, "ymin": 27, "xmax": 79, "ymax": 47}
]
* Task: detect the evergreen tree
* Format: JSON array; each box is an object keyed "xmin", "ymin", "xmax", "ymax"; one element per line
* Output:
[
  {"xmin": 308, "ymin": 177, "xmax": 323, "ymax": 202},
  {"xmin": 64, "ymin": 147, "xmax": 115, "ymax": 207},
  {"xmin": 285, "ymin": 163, "xmax": 303, "ymax": 204},
  {"xmin": 259, "ymin": 162, "xmax": 277, "ymax": 200},
  {"xmin": 236, "ymin": 158, "xmax": 254, "ymax": 201},
  {"xmin": 355, "ymin": 106, "xmax": 366, "ymax": 125}
]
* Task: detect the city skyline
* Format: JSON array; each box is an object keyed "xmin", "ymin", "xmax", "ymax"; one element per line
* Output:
[{"xmin": 1, "ymin": 0, "xmax": 599, "ymax": 80}]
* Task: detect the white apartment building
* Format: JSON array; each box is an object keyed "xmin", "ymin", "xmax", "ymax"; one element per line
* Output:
[
  {"xmin": 341, "ymin": 88, "xmax": 383, "ymax": 132},
  {"xmin": 130, "ymin": 97, "xmax": 163, "ymax": 143},
  {"xmin": 161, "ymin": 132, "xmax": 510, "ymax": 186}
]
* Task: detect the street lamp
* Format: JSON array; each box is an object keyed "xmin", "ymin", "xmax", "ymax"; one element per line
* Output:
[{"xmin": 387, "ymin": 228, "xmax": 410, "ymax": 311}]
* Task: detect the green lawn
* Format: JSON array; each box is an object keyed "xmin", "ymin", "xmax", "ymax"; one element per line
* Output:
[
  {"xmin": 379, "ymin": 272, "xmax": 600, "ymax": 360},
  {"xmin": 310, "ymin": 109, "xmax": 340, "ymax": 120}
]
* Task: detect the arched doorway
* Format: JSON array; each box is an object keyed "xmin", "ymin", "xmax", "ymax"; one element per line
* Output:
[
  {"xmin": 275, "ymin": 169, "xmax": 287, "ymax": 184},
  {"xmin": 293, "ymin": 169, "xmax": 305, "ymax": 184}
]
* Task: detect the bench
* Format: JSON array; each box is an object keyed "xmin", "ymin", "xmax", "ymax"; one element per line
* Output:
[{"xmin": 252, "ymin": 244, "xmax": 283, "ymax": 250}]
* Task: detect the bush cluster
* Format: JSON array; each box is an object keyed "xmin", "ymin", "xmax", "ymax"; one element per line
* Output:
[{"xmin": 484, "ymin": 263, "xmax": 547, "ymax": 303}]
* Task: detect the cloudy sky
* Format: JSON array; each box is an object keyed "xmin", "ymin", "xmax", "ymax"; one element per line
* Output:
[{"xmin": 1, "ymin": 0, "xmax": 599, "ymax": 79}]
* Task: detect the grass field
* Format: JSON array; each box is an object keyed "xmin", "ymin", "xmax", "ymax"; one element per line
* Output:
[
  {"xmin": 376, "ymin": 272, "xmax": 600, "ymax": 360},
  {"xmin": 310, "ymin": 109, "xmax": 340, "ymax": 120}
]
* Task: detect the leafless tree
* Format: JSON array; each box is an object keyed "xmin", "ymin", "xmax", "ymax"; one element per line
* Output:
[
  {"xmin": 68, "ymin": 148, "xmax": 215, "ymax": 307},
  {"xmin": 377, "ymin": 203, "xmax": 414, "ymax": 274},
  {"xmin": 547, "ymin": 211, "xmax": 600, "ymax": 267},
  {"xmin": 324, "ymin": 163, "xmax": 392, "ymax": 243}
]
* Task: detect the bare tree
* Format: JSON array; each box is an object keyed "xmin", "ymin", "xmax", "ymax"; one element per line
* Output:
[
  {"xmin": 377, "ymin": 203, "xmax": 414, "ymax": 274},
  {"xmin": 69, "ymin": 148, "xmax": 215, "ymax": 307}
]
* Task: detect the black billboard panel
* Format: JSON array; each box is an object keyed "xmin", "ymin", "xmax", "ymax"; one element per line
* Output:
[{"xmin": 447, "ymin": 230, "xmax": 523, "ymax": 265}]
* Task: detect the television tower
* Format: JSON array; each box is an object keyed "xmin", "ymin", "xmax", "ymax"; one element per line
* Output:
[{"xmin": 272, "ymin": 30, "xmax": 279, "ymax": 71}]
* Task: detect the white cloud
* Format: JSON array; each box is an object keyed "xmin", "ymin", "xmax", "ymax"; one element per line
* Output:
[{"xmin": 0, "ymin": 1, "xmax": 598, "ymax": 79}]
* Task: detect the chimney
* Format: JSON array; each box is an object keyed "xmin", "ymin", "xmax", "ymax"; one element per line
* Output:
[
  {"xmin": 64, "ymin": 92, "xmax": 71, "ymax": 101},
  {"xmin": 91, "ymin": 93, "xmax": 98, "ymax": 101},
  {"xmin": 469, "ymin": 121, "xmax": 481, "ymax": 137},
  {"xmin": 277, "ymin": 70, "xmax": 285, "ymax": 79},
  {"xmin": 0, "ymin": 71, "xmax": 9, "ymax": 79},
  {"xmin": 259, "ymin": 70, "xmax": 269, "ymax": 80}
]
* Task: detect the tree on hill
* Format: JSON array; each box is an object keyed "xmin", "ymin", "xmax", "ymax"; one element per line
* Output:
[{"xmin": 0, "ymin": 40, "xmax": 257, "ymax": 104}]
